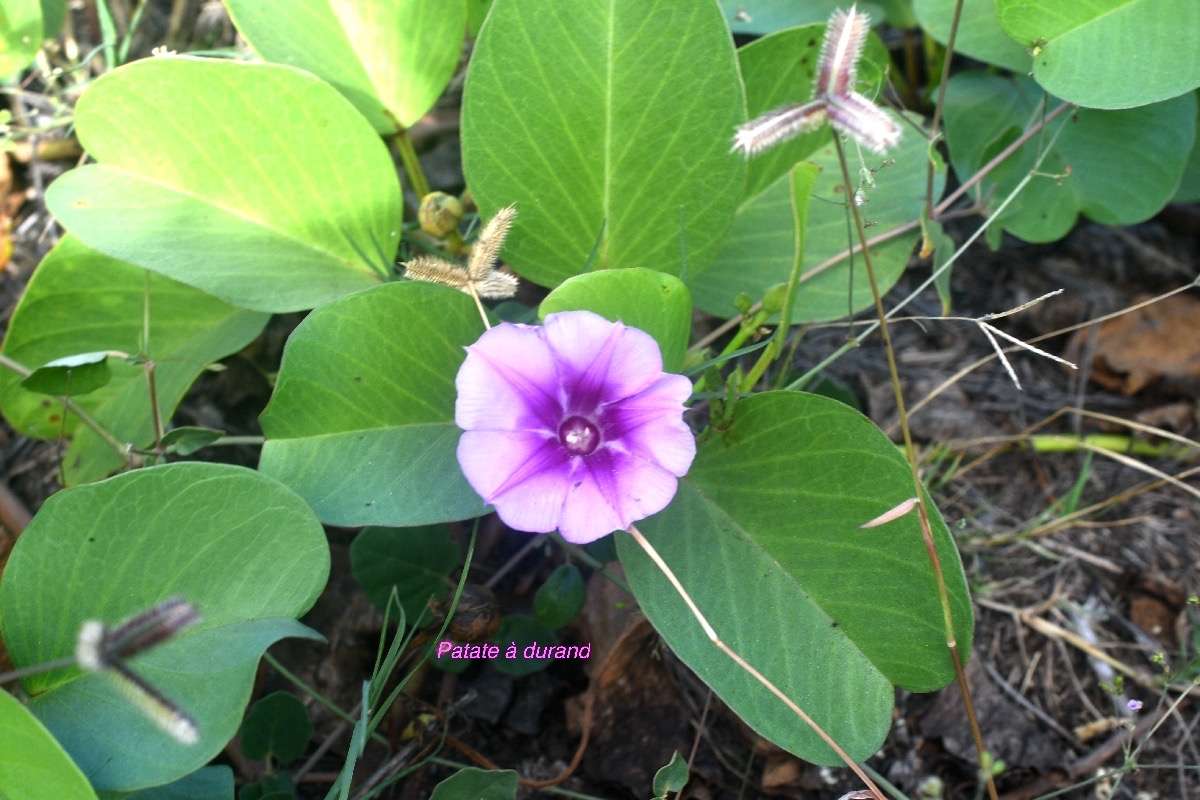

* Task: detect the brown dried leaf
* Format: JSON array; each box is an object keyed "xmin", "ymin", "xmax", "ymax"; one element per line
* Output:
[{"xmin": 1089, "ymin": 294, "xmax": 1200, "ymax": 394}]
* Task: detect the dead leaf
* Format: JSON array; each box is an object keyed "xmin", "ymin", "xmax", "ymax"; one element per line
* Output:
[
  {"xmin": 1086, "ymin": 294, "xmax": 1200, "ymax": 394},
  {"xmin": 1122, "ymin": 573, "xmax": 1185, "ymax": 650}
]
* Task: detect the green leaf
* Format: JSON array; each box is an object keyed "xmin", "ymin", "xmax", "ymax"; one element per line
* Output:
[
  {"xmin": 160, "ymin": 427, "xmax": 225, "ymax": 457},
  {"xmin": 0, "ymin": 689, "xmax": 98, "ymax": 800},
  {"xmin": 21, "ymin": 351, "xmax": 112, "ymax": 396},
  {"xmin": 930, "ymin": 221, "xmax": 956, "ymax": 316},
  {"xmin": 538, "ymin": 268, "xmax": 692, "ymax": 373},
  {"xmin": 652, "ymin": 751, "xmax": 689, "ymax": 799},
  {"xmin": 618, "ymin": 392, "xmax": 972, "ymax": 764},
  {"xmin": 45, "ymin": 57, "xmax": 400, "ymax": 313},
  {"xmin": 0, "ymin": 0, "xmax": 42, "ymax": 78},
  {"xmin": 235, "ymin": 771, "xmax": 293, "ymax": 800},
  {"xmin": 121, "ymin": 767, "xmax": 234, "ymax": 800},
  {"xmin": 943, "ymin": 72, "xmax": 1197, "ymax": 242},
  {"xmin": 532, "ymin": 564, "xmax": 585, "ymax": 630},
  {"xmin": 240, "ymin": 693, "xmax": 313, "ymax": 763},
  {"xmin": 913, "ymin": 0, "xmax": 1027, "ymax": 72},
  {"xmin": 462, "ymin": 0, "xmax": 745, "ymax": 288},
  {"xmin": 737, "ymin": 25, "xmax": 891, "ymax": 199},
  {"xmin": 258, "ymin": 281, "xmax": 487, "ymax": 527},
  {"xmin": 38, "ymin": 0, "xmax": 64, "ymax": 38},
  {"xmin": 350, "ymin": 526, "xmax": 461, "ymax": 624},
  {"xmin": 225, "ymin": 0, "xmax": 467, "ymax": 132},
  {"xmin": 488, "ymin": 615, "xmax": 557, "ymax": 677},
  {"xmin": 692, "ymin": 112, "xmax": 937, "ymax": 322},
  {"xmin": 718, "ymin": 0, "xmax": 904, "ymax": 35},
  {"xmin": 0, "ymin": 236, "xmax": 267, "ymax": 484},
  {"xmin": 429, "ymin": 768, "xmax": 518, "ymax": 800},
  {"xmin": 995, "ymin": 0, "xmax": 1200, "ymax": 109},
  {"xmin": 1172, "ymin": 94, "xmax": 1200, "ymax": 202},
  {"xmin": 0, "ymin": 463, "xmax": 329, "ymax": 792},
  {"xmin": 466, "ymin": 0, "xmax": 492, "ymax": 35}
]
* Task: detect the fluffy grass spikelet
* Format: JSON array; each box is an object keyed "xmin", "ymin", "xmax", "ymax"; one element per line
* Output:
[
  {"xmin": 816, "ymin": 5, "xmax": 869, "ymax": 97},
  {"xmin": 732, "ymin": 4, "xmax": 901, "ymax": 157},
  {"xmin": 402, "ymin": 205, "xmax": 519, "ymax": 301}
]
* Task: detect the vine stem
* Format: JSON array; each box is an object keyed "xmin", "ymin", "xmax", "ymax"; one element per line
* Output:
[
  {"xmin": 626, "ymin": 523, "xmax": 886, "ymax": 800},
  {"xmin": 740, "ymin": 167, "xmax": 811, "ymax": 392},
  {"xmin": 392, "ymin": 127, "xmax": 431, "ymax": 200},
  {"xmin": 0, "ymin": 655, "xmax": 77, "ymax": 684},
  {"xmin": 831, "ymin": 135, "xmax": 998, "ymax": 800},
  {"xmin": 923, "ymin": 0, "xmax": 965, "ymax": 224}
]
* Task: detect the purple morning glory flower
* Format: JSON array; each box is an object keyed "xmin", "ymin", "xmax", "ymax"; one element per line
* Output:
[{"xmin": 455, "ymin": 310, "xmax": 696, "ymax": 544}]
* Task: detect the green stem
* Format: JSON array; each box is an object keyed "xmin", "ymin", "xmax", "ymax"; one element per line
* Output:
[
  {"xmin": 1028, "ymin": 433, "xmax": 1194, "ymax": 459},
  {"xmin": 95, "ymin": 0, "xmax": 119, "ymax": 71},
  {"xmin": 691, "ymin": 307, "xmax": 766, "ymax": 395},
  {"xmin": 144, "ymin": 361, "xmax": 165, "ymax": 452},
  {"xmin": 209, "ymin": 435, "xmax": 266, "ymax": 447},
  {"xmin": 0, "ymin": 656, "xmax": 77, "ymax": 685},
  {"xmin": 392, "ymin": 128, "xmax": 431, "ymax": 200},
  {"xmin": 740, "ymin": 173, "xmax": 807, "ymax": 393}
]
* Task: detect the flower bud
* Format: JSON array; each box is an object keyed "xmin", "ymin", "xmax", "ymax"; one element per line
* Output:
[{"xmin": 418, "ymin": 192, "xmax": 464, "ymax": 238}]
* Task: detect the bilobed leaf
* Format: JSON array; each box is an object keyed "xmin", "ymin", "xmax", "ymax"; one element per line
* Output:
[
  {"xmin": 1175, "ymin": 101, "xmax": 1200, "ymax": 202},
  {"xmin": 39, "ymin": 0, "xmax": 65, "ymax": 38},
  {"xmin": 258, "ymin": 282, "xmax": 488, "ymax": 527},
  {"xmin": 914, "ymin": 0, "xmax": 1027, "ymax": 72},
  {"xmin": 462, "ymin": 0, "xmax": 745, "ymax": 288},
  {"xmin": 350, "ymin": 526, "xmax": 461, "ymax": 624},
  {"xmin": 0, "ymin": 0, "xmax": 42, "ymax": 78},
  {"xmin": 995, "ymin": 0, "xmax": 1200, "ymax": 110},
  {"xmin": 0, "ymin": 463, "xmax": 329, "ymax": 792},
  {"xmin": 487, "ymin": 615, "xmax": 557, "ymax": 677},
  {"xmin": 429, "ymin": 768, "xmax": 518, "ymax": 800},
  {"xmin": 0, "ymin": 236, "xmax": 267, "ymax": 484},
  {"xmin": 618, "ymin": 391, "xmax": 972, "ymax": 764},
  {"xmin": 0, "ymin": 690, "xmax": 98, "ymax": 800},
  {"xmin": 225, "ymin": 0, "xmax": 467, "ymax": 131},
  {"xmin": 943, "ymin": 72, "xmax": 1197, "ymax": 242},
  {"xmin": 45, "ymin": 57, "xmax": 400, "ymax": 312},
  {"xmin": 240, "ymin": 692, "xmax": 313, "ymax": 763},
  {"xmin": 539, "ymin": 268, "xmax": 692, "ymax": 373},
  {"xmin": 718, "ymin": 0, "xmax": 906, "ymax": 35},
  {"xmin": 532, "ymin": 564, "xmax": 586, "ymax": 630},
  {"xmin": 466, "ymin": 0, "xmax": 492, "ymax": 35},
  {"xmin": 120, "ymin": 766, "xmax": 234, "ymax": 800}
]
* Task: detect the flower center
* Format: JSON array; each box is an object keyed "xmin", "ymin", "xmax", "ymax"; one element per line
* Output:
[{"xmin": 558, "ymin": 415, "xmax": 601, "ymax": 456}]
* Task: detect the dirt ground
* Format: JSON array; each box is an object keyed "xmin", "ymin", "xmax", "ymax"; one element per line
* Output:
[{"xmin": 2, "ymin": 5, "xmax": 1198, "ymax": 800}]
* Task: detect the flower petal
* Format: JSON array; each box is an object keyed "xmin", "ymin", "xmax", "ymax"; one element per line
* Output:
[
  {"xmin": 457, "ymin": 429, "xmax": 569, "ymax": 533},
  {"xmin": 543, "ymin": 311, "xmax": 665, "ymax": 408},
  {"xmin": 454, "ymin": 310, "xmax": 698, "ymax": 543},
  {"xmin": 557, "ymin": 447, "xmax": 683, "ymax": 543},
  {"xmin": 456, "ymin": 323, "xmax": 560, "ymax": 432},
  {"xmin": 603, "ymin": 374, "xmax": 696, "ymax": 475}
]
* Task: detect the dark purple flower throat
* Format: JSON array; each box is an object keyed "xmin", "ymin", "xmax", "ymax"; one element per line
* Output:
[{"xmin": 559, "ymin": 415, "xmax": 601, "ymax": 456}]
